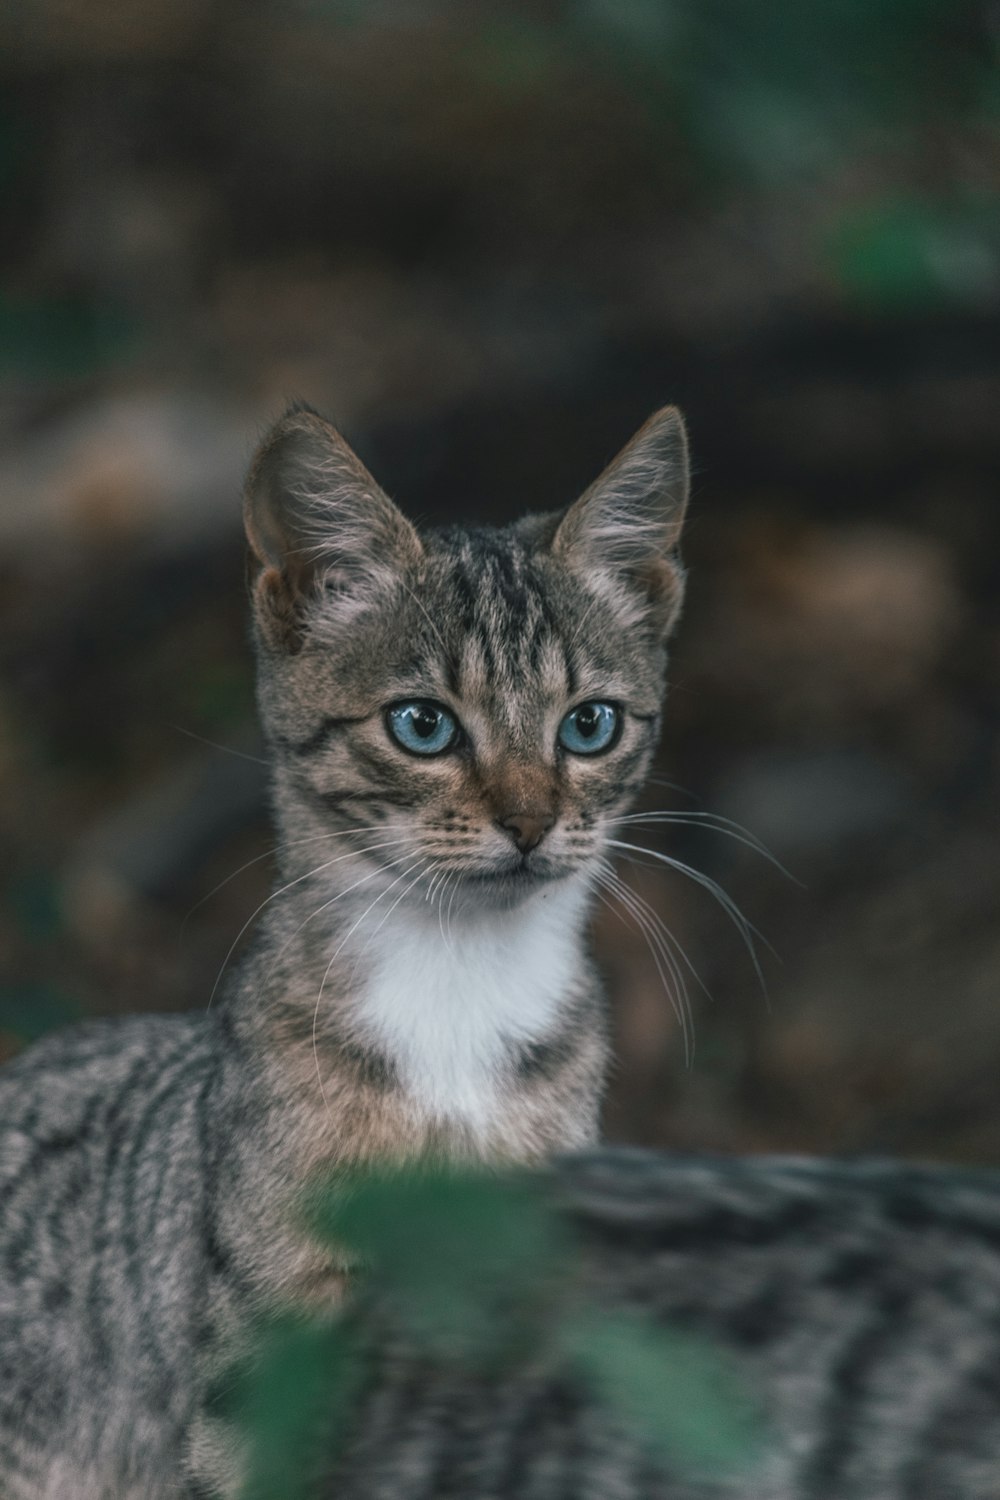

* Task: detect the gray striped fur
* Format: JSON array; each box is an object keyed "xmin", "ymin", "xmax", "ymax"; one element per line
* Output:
[
  {"xmin": 1, "ymin": 406, "xmax": 690, "ymax": 1497},
  {"xmin": 322, "ymin": 1149, "xmax": 1000, "ymax": 1500}
]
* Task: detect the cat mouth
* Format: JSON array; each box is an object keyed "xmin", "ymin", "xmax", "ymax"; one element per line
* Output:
[{"xmin": 457, "ymin": 856, "xmax": 567, "ymax": 891}]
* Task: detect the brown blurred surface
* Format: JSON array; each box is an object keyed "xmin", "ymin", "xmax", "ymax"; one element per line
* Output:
[{"xmin": 1, "ymin": 1, "xmax": 998, "ymax": 1163}]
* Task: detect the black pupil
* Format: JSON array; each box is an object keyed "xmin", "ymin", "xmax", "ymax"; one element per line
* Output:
[
  {"xmin": 413, "ymin": 707, "xmax": 439, "ymax": 739},
  {"xmin": 576, "ymin": 706, "xmax": 599, "ymax": 738}
]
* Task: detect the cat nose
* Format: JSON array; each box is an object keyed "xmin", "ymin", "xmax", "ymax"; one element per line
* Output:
[{"xmin": 499, "ymin": 812, "xmax": 555, "ymax": 854}]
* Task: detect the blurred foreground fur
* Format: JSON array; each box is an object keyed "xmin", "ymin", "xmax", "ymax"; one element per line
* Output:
[{"xmin": 229, "ymin": 1150, "xmax": 1000, "ymax": 1500}]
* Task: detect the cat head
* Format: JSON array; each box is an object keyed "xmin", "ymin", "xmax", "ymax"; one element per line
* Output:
[{"xmin": 244, "ymin": 403, "xmax": 689, "ymax": 906}]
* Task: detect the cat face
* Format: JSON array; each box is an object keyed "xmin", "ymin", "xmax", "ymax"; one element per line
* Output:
[{"xmin": 244, "ymin": 406, "xmax": 689, "ymax": 906}]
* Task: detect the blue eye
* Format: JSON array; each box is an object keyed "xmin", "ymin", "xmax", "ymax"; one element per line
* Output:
[
  {"xmin": 386, "ymin": 701, "xmax": 459, "ymax": 756},
  {"xmin": 558, "ymin": 701, "xmax": 621, "ymax": 755}
]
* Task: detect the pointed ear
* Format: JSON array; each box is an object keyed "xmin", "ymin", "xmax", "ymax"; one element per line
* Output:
[
  {"xmin": 244, "ymin": 406, "xmax": 422, "ymax": 649},
  {"xmin": 552, "ymin": 406, "xmax": 690, "ymax": 633}
]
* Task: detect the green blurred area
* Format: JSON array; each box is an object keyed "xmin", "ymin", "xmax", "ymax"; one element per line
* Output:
[{"xmin": 233, "ymin": 1169, "xmax": 764, "ymax": 1494}]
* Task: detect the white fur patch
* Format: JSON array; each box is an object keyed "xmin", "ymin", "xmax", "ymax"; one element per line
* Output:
[{"xmin": 352, "ymin": 879, "xmax": 590, "ymax": 1132}]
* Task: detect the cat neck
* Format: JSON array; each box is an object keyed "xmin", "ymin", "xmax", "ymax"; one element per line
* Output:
[
  {"xmin": 349, "ymin": 877, "xmax": 592, "ymax": 1126},
  {"xmin": 240, "ymin": 871, "xmax": 597, "ymax": 1141}
]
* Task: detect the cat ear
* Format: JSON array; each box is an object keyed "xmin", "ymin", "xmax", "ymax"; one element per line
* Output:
[
  {"xmin": 244, "ymin": 405, "xmax": 422, "ymax": 649},
  {"xmin": 553, "ymin": 405, "xmax": 690, "ymax": 633}
]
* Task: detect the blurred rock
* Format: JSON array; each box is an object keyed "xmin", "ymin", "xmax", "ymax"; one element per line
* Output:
[
  {"xmin": 689, "ymin": 519, "xmax": 965, "ymax": 729},
  {"xmin": 716, "ymin": 750, "xmax": 914, "ymax": 860},
  {"xmin": 0, "ymin": 390, "xmax": 261, "ymax": 558},
  {"xmin": 61, "ymin": 733, "xmax": 267, "ymax": 945}
]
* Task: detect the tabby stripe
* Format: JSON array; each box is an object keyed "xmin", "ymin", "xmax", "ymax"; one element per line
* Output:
[
  {"xmin": 122, "ymin": 1058, "xmax": 213, "ymax": 1380},
  {"xmin": 3, "ymin": 1153, "xmax": 73, "ymax": 1282},
  {"xmin": 120, "ymin": 1045, "xmax": 196, "ymax": 1266},
  {"xmin": 308, "ymin": 785, "xmax": 416, "ymax": 812},
  {"xmin": 474, "ymin": 623, "xmax": 498, "ymax": 685},
  {"xmin": 562, "ymin": 641, "xmax": 579, "ymax": 698},
  {"xmin": 418, "ymin": 1370, "xmax": 481, "ymax": 1496},
  {"xmin": 10, "ymin": 1148, "xmax": 93, "ymax": 1292},
  {"xmin": 724, "ymin": 1274, "xmax": 791, "ymax": 1350},
  {"xmin": 195, "ymin": 1073, "xmax": 260, "ymax": 1312},
  {"xmin": 0, "ymin": 1089, "xmax": 106, "ymax": 1216},
  {"xmin": 513, "ymin": 1004, "xmax": 586, "ymax": 1083},
  {"xmin": 449, "ymin": 557, "xmax": 482, "ymax": 637},
  {"xmin": 900, "ymin": 1340, "xmax": 1000, "ymax": 1497},
  {"xmin": 513, "ymin": 1034, "xmax": 578, "ymax": 1084},
  {"xmin": 483, "ymin": 1370, "xmax": 551, "ymax": 1495},
  {"xmin": 279, "ymin": 715, "xmax": 369, "ymax": 757},
  {"xmin": 84, "ymin": 1048, "xmax": 183, "ymax": 1367},
  {"xmin": 361, "ymin": 1356, "xmax": 434, "ymax": 1482},
  {"xmin": 882, "ymin": 1188, "xmax": 1000, "ymax": 1252},
  {"xmin": 798, "ymin": 1283, "xmax": 915, "ymax": 1497},
  {"xmin": 576, "ymin": 1194, "xmax": 823, "ymax": 1253},
  {"xmin": 524, "ymin": 615, "xmax": 552, "ymax": 678},
  {"xmin": 345, "ymin": 739, "xmax": 408, "ymax": 781}
]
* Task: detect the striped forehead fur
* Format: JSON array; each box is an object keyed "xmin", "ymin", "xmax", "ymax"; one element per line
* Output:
[{"xmin": 436, "ymin": 528, "xmax": 565, "ymax": 695}]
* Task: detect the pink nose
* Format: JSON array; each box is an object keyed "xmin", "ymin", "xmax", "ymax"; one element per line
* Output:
[{"xmin": 499, "ymin": 812, "xmax": 555, "ymax": 854}]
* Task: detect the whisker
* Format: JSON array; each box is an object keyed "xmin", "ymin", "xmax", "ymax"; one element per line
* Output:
[
  {"xmin": 434, "ymin": 870, "xmax": 458, "ymax": 960},
  {"xmin": 168, "ymin": 723, "xmax": 270, "ymax": 766},
  {"xmin": 182, "ymin": 824, "xmax": 403, "ymax": 929},
  {"xmin": 311, "ymin": 856, "xmax": 430, "ymax": 1121},
  {"xmin": 424, "ymin": 866, "xmax": 449, "ymax": 908},
  {"xmin": 600, "ymin": 860, "xmax": 710, "ymax": 1004},
  {"xmin": 594, "ymin": 862, "xmax": 695, "ymax": 1065},
  {"xmin": 445, "ymin": 872, "xmax": 460, "ymax": 947},
  {"xmin": 357, "ymin": 860, "xmax": 438, "ymax": 976},
  {"xmin": 261, "ymin": 849, "xmax": 420, "ymax": 995},
  {"xmin": 397, "ymin": 578, "xmax": 453, "ymax": 662},
  {"xmin": 606, "ymin": 837, "xmax": 773, "ymax": 997},
  {"xmin": 205, "ymin": 835, "xmax": 412, "ymax": 1010},
  {"xmin": 592, "ymin": 879, "xmax": 692, "ymax": 1066},
  {"xmin": 642, "ymin": 774, "xmax": 700, "ymax": 801},
  {"xmin": 616, "ymin": 810, "xmax": 799, "ymax": 882}
]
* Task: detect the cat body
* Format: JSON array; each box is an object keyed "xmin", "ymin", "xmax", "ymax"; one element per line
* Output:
[
  {"xmin": 323, "ymin": 1149, "xmax": 1000, "ymax": 1500},
  {"xmin": 0, "ymin": 406, "xmax": 690, "ymax": 1496}
]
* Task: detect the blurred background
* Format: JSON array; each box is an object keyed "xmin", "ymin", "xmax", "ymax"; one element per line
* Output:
[{"xmin": 0, "ymin": 0, "xmax": 997, "ymax": 1162}]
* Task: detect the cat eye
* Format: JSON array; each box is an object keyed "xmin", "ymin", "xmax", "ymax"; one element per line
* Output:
[
  {"xmin": 558, "ymin": 701, "xmax": 622, "ymax": 755},
  {"xmin": 385, "ymin": 700, "xmax": 459, "ymax": 756}
]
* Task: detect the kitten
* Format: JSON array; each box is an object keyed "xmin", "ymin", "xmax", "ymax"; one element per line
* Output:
[{"xmin": 0, "ymin": 404, "xmax": 690, "ymax": 1498}]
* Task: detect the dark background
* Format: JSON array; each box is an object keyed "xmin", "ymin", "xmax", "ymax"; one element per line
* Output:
[{"xmin": 1, "ymin": 0, "xmax": 998, "ymax": 1161}]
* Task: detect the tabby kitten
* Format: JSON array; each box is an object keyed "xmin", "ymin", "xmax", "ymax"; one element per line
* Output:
[{"xmin": 0, "ymin": 404, "xmax": 690, "ymax": 1498}]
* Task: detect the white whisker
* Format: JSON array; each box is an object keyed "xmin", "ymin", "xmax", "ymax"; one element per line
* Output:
[
  {"xmin": 616, "ymin": 809, "xmax": 798, "ymax": 882},
  {"xmin": 311, "ymin": 857, "xmax": 430, "ymax": 1122},
  {"xmin": 168, "ymin": 723, "xmax": 270, "ymax": 766},
  {"xmin": 606, "ymin": 837, "xmax": 772, "ymax": 995},
  {"xmin": 594, "ymin": 861, "xmax": 694, "ymax": 1065},
  {"xmin": 183, "ymin": 824, "xmax": 404, "ymax": 928},
  {"xmin": 433, "ymin": 870, "xmax": 458, "ymax": 961},
  {"xmin": 206, "ymin": 835, "xmax": 412, "ymax": 1010},
  {"xmin": 273, "ymin": 853, "xmax": 414, "ymax": 967},
  {"xmin": 600, "ymin": 859, "xmax": 708, "ymax": 1002}
]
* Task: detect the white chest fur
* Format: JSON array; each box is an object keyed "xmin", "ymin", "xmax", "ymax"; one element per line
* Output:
[{"xmin": 351, "ymin": 879, "xmax": 590, "ymax": 1130}]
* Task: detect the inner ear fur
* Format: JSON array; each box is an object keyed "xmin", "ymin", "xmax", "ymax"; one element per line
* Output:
[
  {"xmin": 553, "ymin": 404, "xmax": 690, "ymax": 630},
  {"xmin": 244, "ymin": 405, "xmax": 422, "ymax": 649}
]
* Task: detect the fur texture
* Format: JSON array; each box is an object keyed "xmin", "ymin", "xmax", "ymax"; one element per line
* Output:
[
  {"xmin": 320, "ymin": 1150, "xmax": 1000, "ymax": 1500},
  {"xmin": 0, "ymin": 404, "xmax": 689, "ymax": 1498}
]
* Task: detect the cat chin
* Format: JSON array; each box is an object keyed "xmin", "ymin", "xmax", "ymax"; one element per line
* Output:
[{"xmin": 447, "ymin": 863, "xmax": 579, "ymax": 913}]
